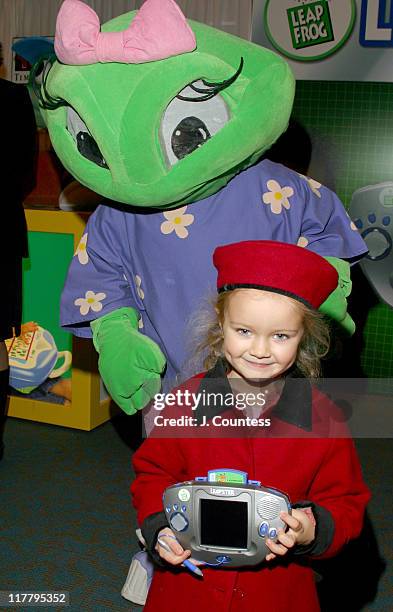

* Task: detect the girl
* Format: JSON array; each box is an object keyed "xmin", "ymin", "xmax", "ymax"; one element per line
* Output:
[{"xmin": 131, "ymin": 240, "xmax": 370, "ymax": 612}]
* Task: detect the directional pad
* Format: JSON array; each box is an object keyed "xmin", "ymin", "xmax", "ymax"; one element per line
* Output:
[
  {"xmin": 362, "ymin": 227, "xmax": 392, "ymax": 261},
  {"xmin": 349, "ymin": 183, "xmax": 393, "ymax": 307},
  {"xmin": 170, "ymin": 512, "xmax": 189, "ymax": 532}
]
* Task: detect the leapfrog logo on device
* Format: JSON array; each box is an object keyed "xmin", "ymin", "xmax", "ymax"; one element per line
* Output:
[{"xmin": 265, "ymin": 0, "xmax": 356, "ymax": 61}]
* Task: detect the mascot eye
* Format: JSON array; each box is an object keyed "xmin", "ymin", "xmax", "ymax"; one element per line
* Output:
[
  {"xmin": 171, "ymin": 117, "xmax": 211, "ymax": 160},
  {"xmin": 66, "ymin": 107, "xmax": 108, "ymax": 169},
  {"xmin": 160, "ymin": 81, "xmax": 230, "ymax": 167}
]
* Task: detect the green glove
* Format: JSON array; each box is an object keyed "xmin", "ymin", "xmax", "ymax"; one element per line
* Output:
[
  {"xmin": 90, "ymin": 307, "xmax": 166, "ymax": 415},
  {"xmin": 319, "ymin": 257, "xmax": 355, "ymax": 335}
]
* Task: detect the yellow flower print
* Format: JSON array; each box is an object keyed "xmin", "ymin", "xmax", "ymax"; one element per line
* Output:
[
  {"xmin": 74, "ymin": 291, "xmax": 106, "ymax": 316},
  {"xmin": 135, "ymin": 275, "xmax": 145, "ymax": 300},
  {"xmin": 262, "ymin": 179, "xmax": 294, "ymax": 214},
  {"xmin": 297, "ymin": 236, "xmax": 309, "ymax": 248},
  {"xmin": 160, "ymin": 206, "xmax": 194, "ymax": 239},
  {"xmin": 75, "ymin": 233, "xmax": 89, "ymax": 265}
]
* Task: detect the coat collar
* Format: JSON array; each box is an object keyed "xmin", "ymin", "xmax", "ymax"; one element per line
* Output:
[{"xmin": 195, "ymin": 358, "xmax": 312, "ymax": 431}]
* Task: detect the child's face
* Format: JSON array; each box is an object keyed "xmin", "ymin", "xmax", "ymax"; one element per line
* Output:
[{"xmin": 222, "ymin": 289, "xmax": 304, "ymax": 382}]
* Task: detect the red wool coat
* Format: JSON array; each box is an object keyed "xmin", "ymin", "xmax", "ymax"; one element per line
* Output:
[{"xmin": 131, "ymin": 368, "xmax": 370, "ymax": 612}]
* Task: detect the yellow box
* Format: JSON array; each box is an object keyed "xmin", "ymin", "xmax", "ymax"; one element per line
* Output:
[{"xmin": 7, "ymin": 209, "xmax": 117, "ymax": 431}]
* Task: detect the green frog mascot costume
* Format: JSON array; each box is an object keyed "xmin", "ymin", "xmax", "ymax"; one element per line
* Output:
[{"xmin": 30, "ymin": 0, "xmax": 366, "ymax": 418}]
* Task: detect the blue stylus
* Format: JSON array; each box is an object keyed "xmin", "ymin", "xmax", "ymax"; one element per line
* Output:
[
  {"xmin": 157, "ymin": 534, "xmax": 204, "ymax": 577},
  {"xmin": 183, "ymin": 559, "xmax": 204, "ymax": 577}
]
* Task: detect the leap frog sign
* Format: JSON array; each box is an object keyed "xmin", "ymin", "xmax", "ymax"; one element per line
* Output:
[
  {"xmin": 253, "ymin": 0, "xmax": 393, "ymax": 82},
  {"xmin": 265, "ymin": 0, "xmax": 355, "ymax": 61}
]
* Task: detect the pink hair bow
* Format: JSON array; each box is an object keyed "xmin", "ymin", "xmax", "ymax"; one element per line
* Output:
[{"xmin": 55, "ymin": 0, "xmax": 196, "ymax": 65}]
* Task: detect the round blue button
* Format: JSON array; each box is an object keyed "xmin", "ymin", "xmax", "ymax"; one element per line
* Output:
[
  {"xmin": 382, "ymin": 216, "xmax": 391, "ymax": 226},
  {"xmin": 354, "ymin": 218, "xmax": 363, "ymax": 229},
  {"xmin": 258, "ymin": 522, "xmax": 269, "ymax": 537},
  {"xmin": 368, "ymin": 213, "xmax": 376, "ymax": 223},
  {"xmin": 181, "ymin": 505, "xmax": 187, "ymax": 512},
  {"xmin": 166, "ymin": 506, "xmax": 171, "ymax": 513},
  {"xmin": 269, "ymin": 528, "xmax": 277, "ymax": 539}
]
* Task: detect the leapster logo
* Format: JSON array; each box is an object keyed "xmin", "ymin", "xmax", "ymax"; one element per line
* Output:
[
  {"xmin": 210, "ymin": 488, "xmax": 235, "ymax": 497},
  {"xmin": 264, "ymin": 0, "xmax": 356, "ymax": 61},
  {"xmin": 360, "ymin": 0, "xmax": 393, "ymax": 46}
]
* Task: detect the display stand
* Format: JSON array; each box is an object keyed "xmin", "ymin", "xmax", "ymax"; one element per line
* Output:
[{"xmin": 7, "ymin": 209, "xmax": 117, "ymax": 431}]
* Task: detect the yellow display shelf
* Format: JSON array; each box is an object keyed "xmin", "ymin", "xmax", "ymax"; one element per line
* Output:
[{"xmin": 7, "ymin": 208, "xmax": 118, "ymax": 431}]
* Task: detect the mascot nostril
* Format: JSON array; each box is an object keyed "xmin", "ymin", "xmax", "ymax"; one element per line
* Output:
[{"xmin": 171, "ymin": 116, "xmax": 211, "ymax": 160}]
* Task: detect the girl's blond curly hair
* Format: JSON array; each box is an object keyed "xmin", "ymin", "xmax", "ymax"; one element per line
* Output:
[{"xmin": 186, "ymin": 289, "xmax": 331, "ymax": 379}]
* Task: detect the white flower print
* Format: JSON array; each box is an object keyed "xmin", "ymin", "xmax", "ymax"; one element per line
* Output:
[
  {"xmin": 160, "ymin": 206, "xmax": 194, "ymax": 239},
  {"xmin": 262, "ymin": 179, "xmax": 294, "ymax": 214},
  {"xmin": 74, "ymin": 290, "xmax": 106, "ymax": 316},
  {"xmin": 308, "ymin": 178, "xmax": 322, "ymax": 198},
  {"xmin": 135, "ymin": 275, "xmax": 145, "ymax": 300},
  {"xmin": 75, "ymin": 233, "xmax": 89, "ymax": 265},
  {"xmin": 346, "ymin": 212, "xmax": 358, "ymax": 231},
  {"xmin": 298, "ymin": 173, "xmax": 322, "ymax": 198},
  {"xmin": 297, "ymin": 236, "xmax": 309, "ymax": 248},
  {"xmin": 138, "ymin": 316, "xmax": 144, "ymax": 330}
]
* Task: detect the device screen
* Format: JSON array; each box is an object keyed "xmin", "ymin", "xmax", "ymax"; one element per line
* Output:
[
  {"xmin": 200, "ymin": 499, "xmax": 248, "ymax": 548},
  {"xmin": 383, "ymin": 195, "xmax": 393, "ymax": 207}
]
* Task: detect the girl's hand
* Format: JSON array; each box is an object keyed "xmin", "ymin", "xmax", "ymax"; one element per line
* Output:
[
  {"xmin": 265, "ymin": 509, "xmax": 316, "ymax": 561},
  {"xmin": 155, "ymin": 527, "xmax": 191, "ymax": 566}
]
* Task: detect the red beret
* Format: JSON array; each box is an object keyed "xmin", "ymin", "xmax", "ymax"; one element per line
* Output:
[{"xmin": 213, "ymin": 240, "xmax": 338, "ymax": 309}]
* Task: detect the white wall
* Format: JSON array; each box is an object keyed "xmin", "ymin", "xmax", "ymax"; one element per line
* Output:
[{"xmin": 0, "ymin": 0, "xmax": 252, "ymax": 78}]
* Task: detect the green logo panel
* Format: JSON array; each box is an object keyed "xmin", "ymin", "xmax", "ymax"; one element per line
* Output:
[{"xmin": 287, "ymin": 1, "xmax": 334, "ymax": 50}]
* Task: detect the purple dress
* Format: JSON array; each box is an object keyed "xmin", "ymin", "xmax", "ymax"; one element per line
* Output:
[{"xmin": 60, "ymin": 160, "xmax": 366, "ymax": 383}]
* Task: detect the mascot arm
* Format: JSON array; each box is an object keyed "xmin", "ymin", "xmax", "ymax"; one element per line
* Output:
[
  {"xmin": 294, "ymin": 178, "xmax": 368, "ymax": 334},
  {"xmin": 320, "ymin": 257, "xmax": 355, "ymax": 335},
  {"xmin": 60, "ymin": 205, "xmax": 140, "ymax": 337},
  {"xmin": 91, "ymin": 307, "xmax": 166, "ymax": 415},
  {"xmin": 298, "ymin": 178, "xmax": 367, "ymax": 262}
]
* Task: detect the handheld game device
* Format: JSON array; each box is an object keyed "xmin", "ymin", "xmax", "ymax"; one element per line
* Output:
[
  {"xmin": 349, "ymin": 182, "xmax": 393, "ymax": 307},
  {"xmin": 163, "ymin": 469, "xmax": 290, "ymax": 567}
]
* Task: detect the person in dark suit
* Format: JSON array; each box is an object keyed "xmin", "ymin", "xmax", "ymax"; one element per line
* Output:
[{"xmin": 0, "ymin": 43, "xmax": 37, "ymax": 459}]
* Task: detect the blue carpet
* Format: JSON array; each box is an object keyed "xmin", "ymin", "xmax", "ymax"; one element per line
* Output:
[
  {"xmin": 0, "ymin": 416, "xmax": 143, "ymax": 611},
  {"xmin": 0, "ymin": 418, "xmax": 391, "ymax": 611}
]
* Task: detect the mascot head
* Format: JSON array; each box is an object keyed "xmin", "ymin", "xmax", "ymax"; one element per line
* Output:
[{"xmin": 33, "ymin": 0, "xmax": 295, "ymax": 208}]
